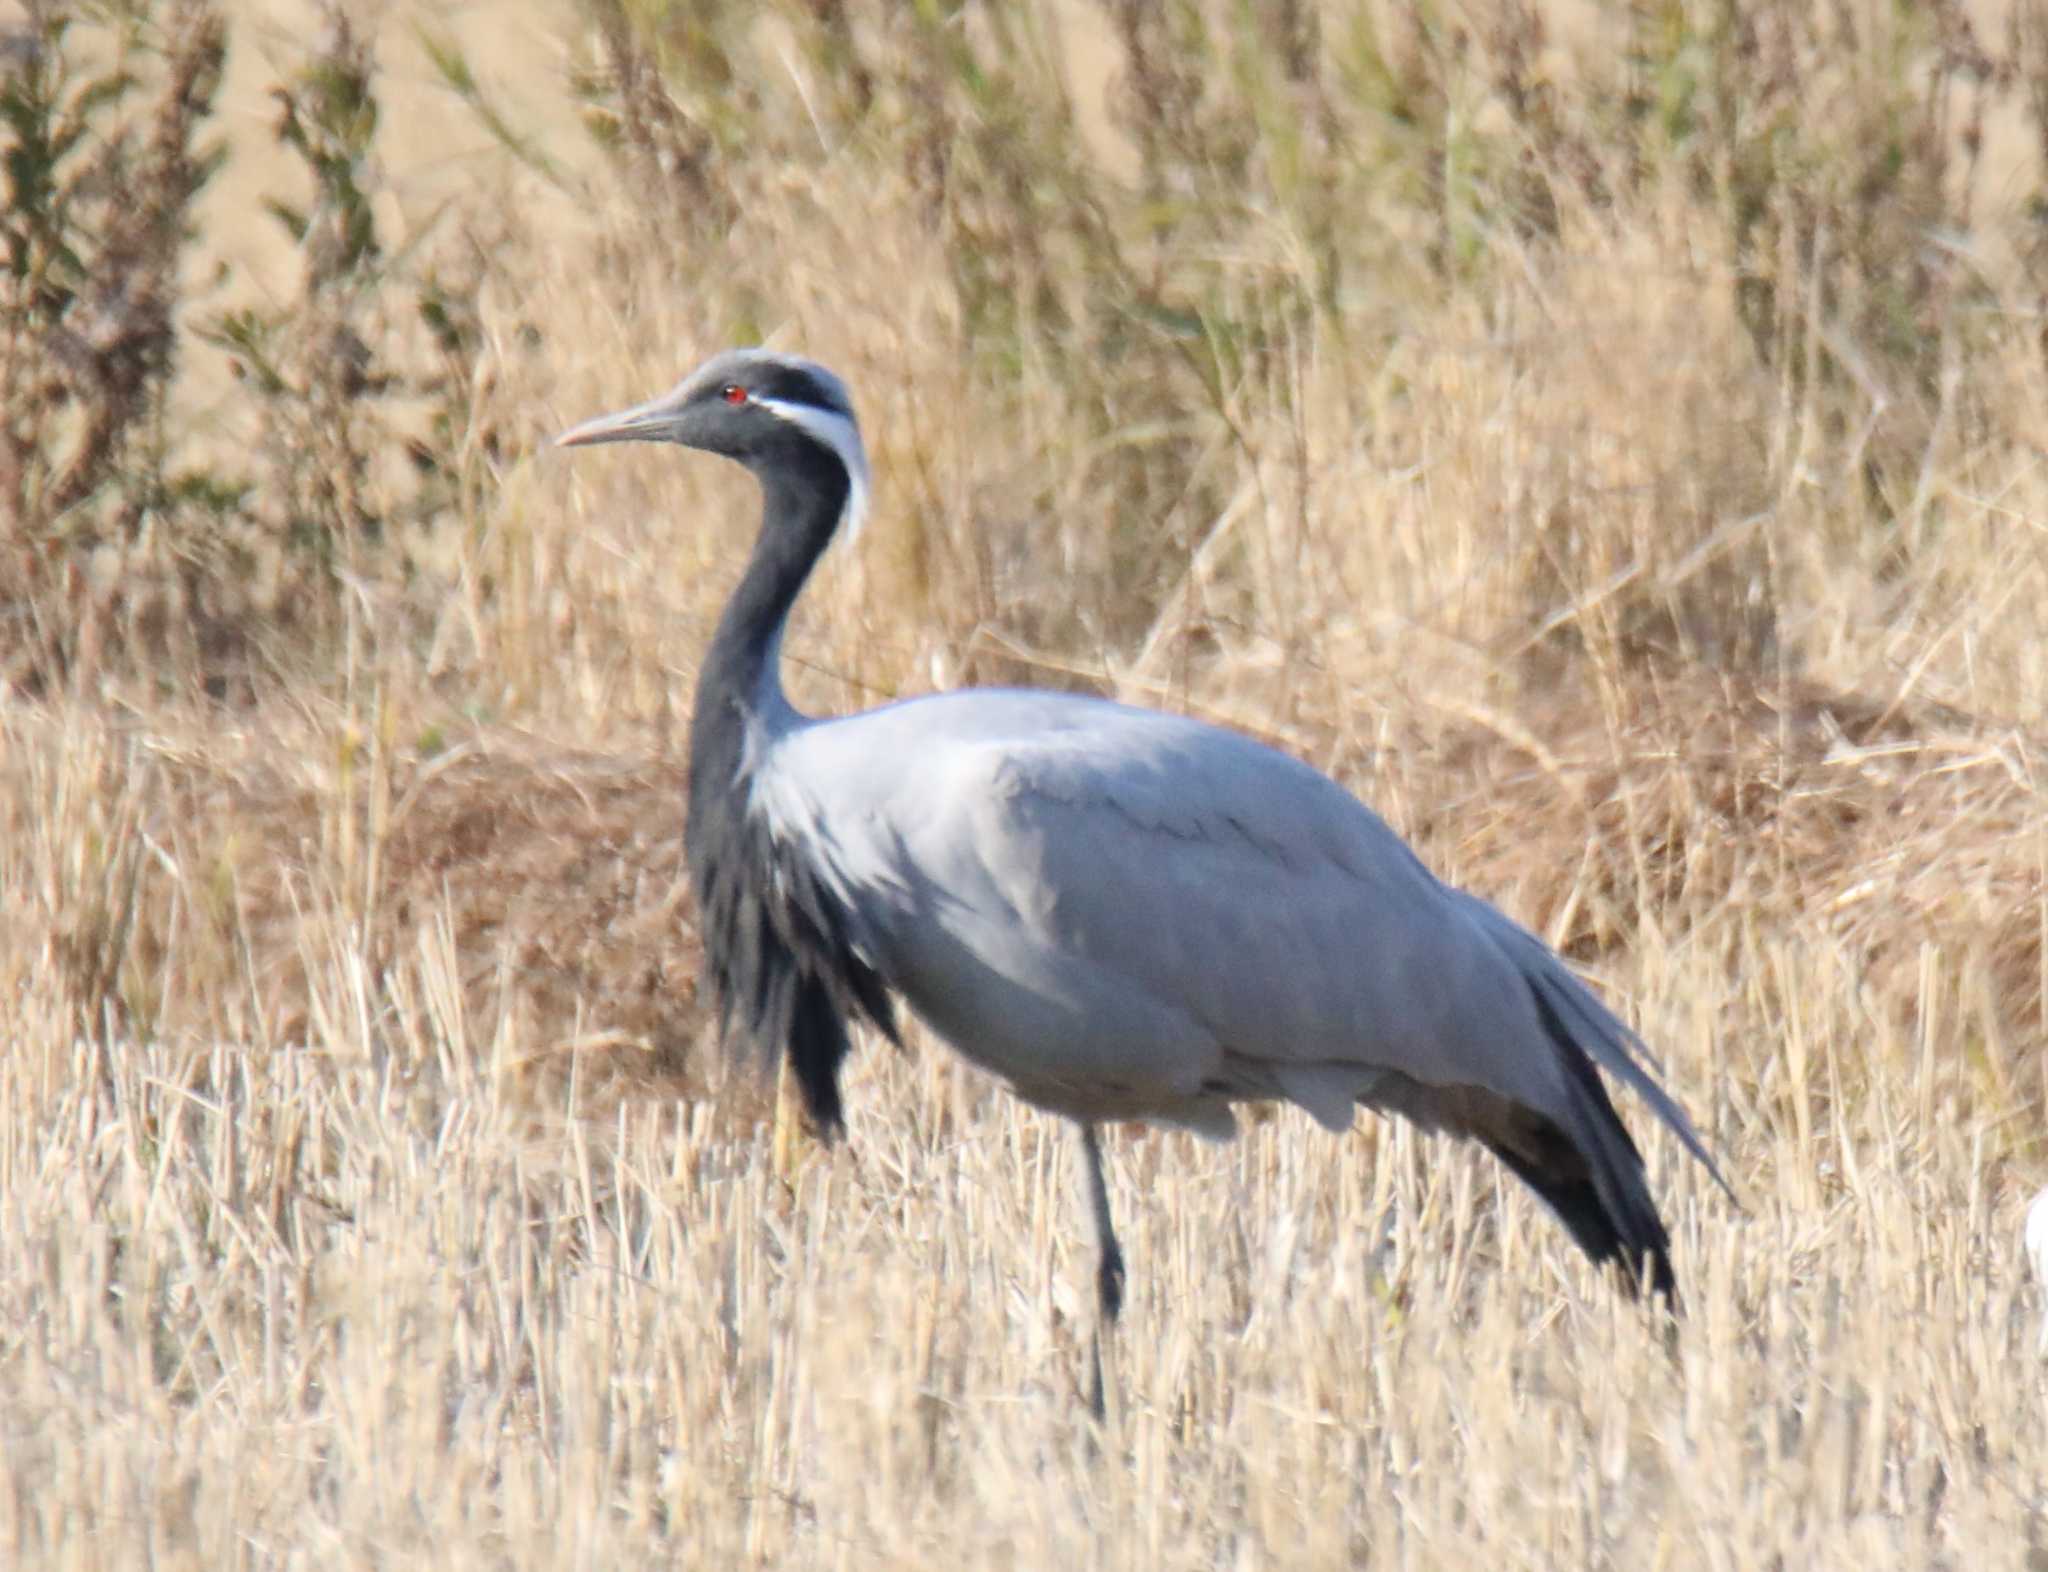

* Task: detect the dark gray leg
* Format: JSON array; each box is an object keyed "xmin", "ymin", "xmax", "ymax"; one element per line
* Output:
[
  {"xmin": 1077, "ymin": 1121, "xmax": 1124, "ymax": 1421},
  {"xmin": 1079, "ymin": 1121, "xmax": 1125, "ymax": 1321}
]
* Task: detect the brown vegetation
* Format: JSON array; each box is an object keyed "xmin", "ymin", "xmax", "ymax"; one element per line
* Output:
[{"xmin": 2, "ymin": 0, "xmax": 2046, "ymax": 1564}]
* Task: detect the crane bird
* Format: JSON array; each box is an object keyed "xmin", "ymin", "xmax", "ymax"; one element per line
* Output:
[{"xmin": 558, "ymin": 347, "xmax": 1726, "ymax": 1330}]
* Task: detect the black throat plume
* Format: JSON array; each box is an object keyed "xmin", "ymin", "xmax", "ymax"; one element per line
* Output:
[{"xmin": 682, "ymin": 435, "xmax": 896, "ymax": 1132}]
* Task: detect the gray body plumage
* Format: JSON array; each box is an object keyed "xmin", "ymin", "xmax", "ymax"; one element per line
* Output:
[
  {"xmin": 560, "ymin": 348, "xmax": 1726, "ymax": 1324},
  {"xmin": 758, "ymin": 692, "xmax": 1621, "ymax": 1131}
]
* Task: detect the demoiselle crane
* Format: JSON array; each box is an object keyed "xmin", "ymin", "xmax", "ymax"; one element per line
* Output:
[{"xmin": 558, "ymin": 348, "xmax": 1727, "ymax": 1331}]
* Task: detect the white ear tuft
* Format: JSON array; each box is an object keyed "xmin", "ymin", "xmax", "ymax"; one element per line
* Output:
[{"xmin": 756, "ymin": 396, "xmax": 870, "ymax": 546}]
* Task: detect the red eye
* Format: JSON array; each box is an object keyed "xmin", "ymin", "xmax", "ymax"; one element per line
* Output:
[{"xmin": 721, "ymin": 383, "xmax": 747, "ymax": 405}]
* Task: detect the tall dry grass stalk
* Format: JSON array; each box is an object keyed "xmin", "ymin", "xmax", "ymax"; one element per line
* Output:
[{"xmin": 3, "ymin": 0, "xmax": 2046, "ymax": 1564}]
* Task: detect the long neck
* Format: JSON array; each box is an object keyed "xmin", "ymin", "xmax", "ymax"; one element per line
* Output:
[{"xmin": 689, "ymin": 448, "xmax": 848, "ymax": 796}]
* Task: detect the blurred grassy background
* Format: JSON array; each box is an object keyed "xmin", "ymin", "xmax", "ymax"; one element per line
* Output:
[{"xmin": 3, "ymin": 0, "xmax": 2046, "ymax": 1564}]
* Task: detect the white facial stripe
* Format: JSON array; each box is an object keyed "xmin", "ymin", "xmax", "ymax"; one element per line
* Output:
[{"xmin": 756, "ymin": 396, "xmax": 871, "ymax": 543}]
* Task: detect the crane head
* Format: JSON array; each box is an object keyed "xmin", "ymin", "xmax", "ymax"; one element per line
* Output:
[{"xmin": 557, "ymin": 347, "xmax": 870, "ymax": 539}]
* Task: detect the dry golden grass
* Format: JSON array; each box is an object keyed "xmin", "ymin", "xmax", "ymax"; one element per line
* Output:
[{"xmin": 4, "ymin": 0, "xmax": 2048, "ymax": 1565}]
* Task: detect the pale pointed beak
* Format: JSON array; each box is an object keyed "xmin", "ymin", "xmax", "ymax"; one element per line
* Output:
[{"xmin": 554, "ymin": 393, "xmax": 680, "ymax": 448}]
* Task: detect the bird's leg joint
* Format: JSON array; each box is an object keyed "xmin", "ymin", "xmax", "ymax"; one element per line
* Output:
[{"xmin": 1098, "ymin": 1237, "xmax": 1126, "ymax": 1323}]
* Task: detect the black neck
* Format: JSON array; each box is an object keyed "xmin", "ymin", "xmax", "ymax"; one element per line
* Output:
[
  {"xmin": 676, "ymin": 434, "xmax": 889, "ymax": 1135},
  {"xmin": 688, "ymin": 439, "xmax": 850, "ymax": 800}
]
